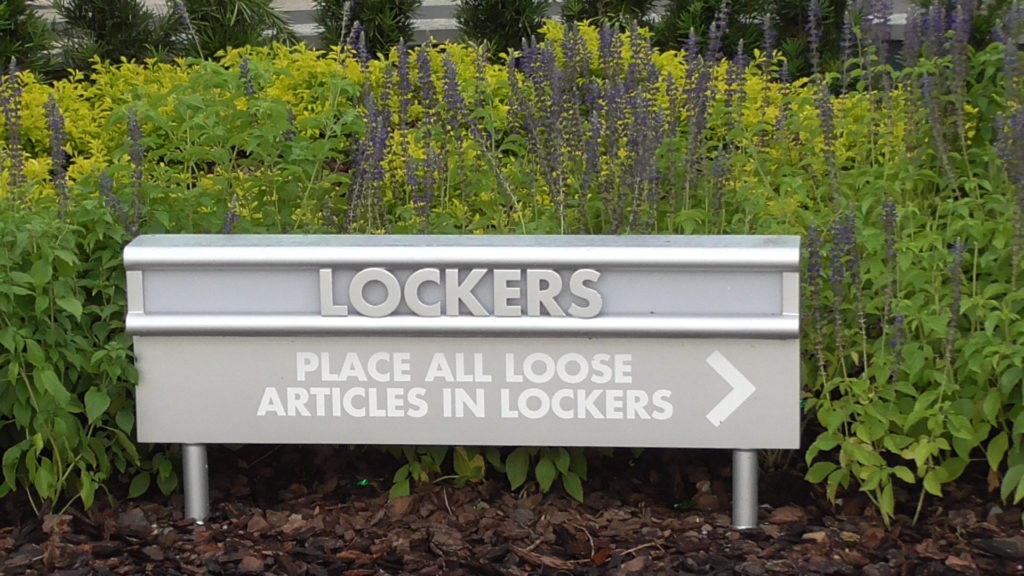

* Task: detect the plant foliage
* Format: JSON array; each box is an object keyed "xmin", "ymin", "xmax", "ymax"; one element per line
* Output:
[{"xmin": 0, "ymin": 5, "xmax": 1022, "ymax": 518}]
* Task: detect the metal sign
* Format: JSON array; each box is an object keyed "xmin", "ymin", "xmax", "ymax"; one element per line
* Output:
[{"xmin": 124, "ymin": 235, "xmax": 801, "ymax": 526}]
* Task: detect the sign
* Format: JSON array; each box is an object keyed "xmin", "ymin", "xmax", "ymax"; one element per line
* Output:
[{"xmin": 125, "ymin": 235, "xmax": 801, "ymax": 449}]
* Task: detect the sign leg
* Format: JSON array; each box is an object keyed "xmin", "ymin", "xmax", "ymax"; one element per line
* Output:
[
  {"xmin": 183, "ymin": 444, "xmax": 210, "ymax": 524},
  {"xmin": 732, "ymin": 449, "xmax": 758, "ymax": 529}
]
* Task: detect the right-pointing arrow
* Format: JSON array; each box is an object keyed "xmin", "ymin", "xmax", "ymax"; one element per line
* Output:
[{"xmin": 705, "ymin": 350, "xmax": 756, "ymax": 427}]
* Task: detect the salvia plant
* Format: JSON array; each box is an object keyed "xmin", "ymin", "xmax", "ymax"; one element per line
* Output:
[{"xmin": 0, "ymin": 3, "xmax": 1023, "ymax": 522}]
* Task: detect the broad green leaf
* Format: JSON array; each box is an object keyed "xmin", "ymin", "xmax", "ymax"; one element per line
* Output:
[
  {"xmin": 393, "ymin": 464, "xmax": 410, "ymax": 483},
  {"xmin": 24, "ymin": 339, "xmax": 45, "ymax": 368},
  {"xmin": 506, "ymin": 448, "xmax": 531, "ymax": 490},
  {"xmin": 562, "ymin": 471, "xmax": 583, "ymax": 502},
  {"xmin": 937, "ymin": 457, "xmax": 969, "ymax": 483},
  {"xmin": 36, "ymin": 370, "xmax": 72, "ymax": 409},
  {"xmin": 0, "ymin": 328, "xmax": 16, "ymax": 352},
  {"xmin": 553, "ymin": 448, "xmax": 570, "ymax": 474},
  {"xmin": 29, "ymin": 260, "xmax": 52, "ymax": 288},
  {"xmin": 56, "ymin": 296, "xmax": 83, "ymax": 319},
  {"xmin": 946, "ymin": 414, "xmax": 975, "ymax": 440},
  {"xmin": 805, "ymin": 461, "xmax": 837, "ymax": 484},
  {"xmin": 8, "ymin": 271, "xmax": 34, "ymax": 287},
  {"xmin": 535, "ymin": 457, "xmax": 557, "ymax": 493},
  {"xmin": 35, "ymin": 295, "xmax": 49, "ymax": 316},
  {"xmin": 1001, "ymin": 367, "xmax": 1023, "ymax": 395},
  {"xmin": 1001, "ymin": 464, "xmax": 1024, "ymax": 503},
  {"xmin": 923, "ymin": 470, "xmax": 943, "ymax": 497},
  {"xmin": 157, "ymin": 470, "xmax": 178, "ymax": 495},
  {"xmin": 389, "ymin": 479, "xmax": 410, "ymax": 500},
  {"xmin": 128, "ymin": 472, "xmax": 151, "ymax": 498},
  {"xmin": 85, "ymin": 387, "xmax": 111, "ymax": 424},
  {"xmin": 892, "ymin": 466, "xmax": 916, "ymax": 484},
  {"xmin": 2, "ymin": 441, "xmax": 27, "ymax": 488},
  {"xmin": 116, "ymin": 408, "xmax": 135, "ymax": 434},
  {"xmin": 485, "ymin": 448, "xmax": 505, "ymax": 473},
  {"xmin": 34, "ymin": 459, "xmax": 57, "ymax": 500},
  {"xmin": 879, "ymin": 482, "xmax": 895, "ymax": 520},
  {"xmin": 453, "ymin": 447, "xmax": 485, "ymax": 482},
  {"xmin": 987, "ymin": 431, "xmax": 1009, "ymax": 471},
  {"xmin": 80, "ymin": 470, "xmax": 96, "ymax": 509}
]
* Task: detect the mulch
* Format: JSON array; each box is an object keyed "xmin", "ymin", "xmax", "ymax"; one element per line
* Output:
[{"xmin": 2, "ymin": 446, "xmax": 1022, "ymax": 575}]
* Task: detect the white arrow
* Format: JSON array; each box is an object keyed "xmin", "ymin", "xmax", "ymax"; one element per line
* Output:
[{"xmin": 705, "ymin": 350, "xmax": 756, "ymax": 427}]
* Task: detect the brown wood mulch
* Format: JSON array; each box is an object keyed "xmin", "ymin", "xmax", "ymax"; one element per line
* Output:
[{"xmin": 1, "ymin": 446, "xmax": 1022, "ymax": 575}]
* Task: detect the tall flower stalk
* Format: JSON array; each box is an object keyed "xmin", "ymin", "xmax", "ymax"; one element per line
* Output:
[{"xmin": 45, "ymin": 94, "xmax": 69, "ymax": 216}]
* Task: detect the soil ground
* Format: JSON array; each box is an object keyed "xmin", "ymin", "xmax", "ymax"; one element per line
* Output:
[{"xmin": 2, "ymin": 446, "xmax": 1023, "ymax": 575}]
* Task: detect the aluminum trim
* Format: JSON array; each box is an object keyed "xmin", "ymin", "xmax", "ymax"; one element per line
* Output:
[
  {"xmin": 126, "ymin": 271, "xmax": 144, "ymax": 314},
  {"xmin": 125, "ymin": 313, "xmax": 799, "ymax": 338},
  {"xmin": 124, "ymin": 235, "xmax": 801, "ymax": 269},
  {"xmin": 782, "ymin": 272, "xmax": 800, "ymax": 316}
]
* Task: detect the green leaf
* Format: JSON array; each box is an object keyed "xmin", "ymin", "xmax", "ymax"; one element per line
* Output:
[
  {"xmin": 157, "ymin": 470, "xmax": 178, "ymax": 495},
  {"xmin": 128, "ymin": 472, "xmax": 151, "ymax": 498},
  {"xmin": 562, "ymin": 471, "xmax": 583, "ymax": 502},
  {"xmin": 923, "ymin": 469, "xmax": 943, "ymax": 497},
  {"xmin": 36, "ymin": 369, "xmax": 72, "ymax": 409},
  {"xmin": 24, "ymin": 339, "xmax": 45, "ymax": 368},
  {"xmin": 1000, "ymin": 464, "xmax": 1024, "ymax": 503},
  {"xmin": 2, "ymin": 441, "xmax": 27, "ymax": 488},
  {"xmin": 937, "ymin": 457, "xmax": 969, "ymax": 484},
  {"xmin": 485, "ymin": 448, "xmax": 506, "ymax": 473},
  {"xmin": 553, "ymin": 448, "xmax": 570, "ymax": 474},
  {"xmin": 0, "ymin": 327, "xmax": 15, "ymax": 353},
  {"xmin": 85, "ymin": 387, "xmax": 111, "ymax": 424},
  {"xmin": 806, "ymin": 461, "xmax": 838, "ymax": 484},
  {"xmin": 879, "ymin": 481, "xmax": 895, "ymax": 521},
  {"xmin": 506, "ymin": 448, "xmax": 531, "ymax": 490},
  {"xmin": 1001, "ymin": 367, "xmax": 1023, "ymax": 395},
  {"xmin": 34, "ymin": 459, "xmax": 57, "ymax": 500},
  {"xmin": 35, "ymin": 295, "xmax": 50, "ymax": 315},
  {"xmin": 893, "ymin": 466, "xmax": 916, "ymax": 484},
  {"xmin": 116, "ymin": 408, "xmax": 135, "ymax": 434},
  {"xmin": 393, "ymin": 463, "xmax": 410, "ymax": 483},
  {"xmin": 535, "ymin": 457, "xmax": 557, "ymax": 493},
  {"xmin": 946, "ymin": 414, "xmax": 975, "ymax": 440},
  {"xmin": 80, "ymin": 470, "xmax": 97, "ymax": 509},
  {"xmin": 56, "ymin": 296, "xmax": 83, "ymax": 319},
  {"xmin": 453, "ymin": 447, "xmax": 485, "ymax": 482},
  {"xmin": 389, "ymin": 478, "xmax": 410, "ymax": 499},
  {"xmin": 29, "ymin": 259, "xmax": 52, "ymax": 288},
  {"xmin": 8, "ymin": 271, "xmax": 34, "ymax": 287},
  {"xmin": 987, "ymin": 432, "xmax": 1009, "ymax": 471}
]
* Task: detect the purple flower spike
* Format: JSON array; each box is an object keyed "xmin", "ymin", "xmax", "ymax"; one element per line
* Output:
[{"xmin": 46, "ymin": 94, "xmax": 69, "ymax": 212}]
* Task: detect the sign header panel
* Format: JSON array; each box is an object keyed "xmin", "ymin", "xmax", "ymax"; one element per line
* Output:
[{"xmin": 125, "ymin": 235, "xmax": 800, "ymax": 449}]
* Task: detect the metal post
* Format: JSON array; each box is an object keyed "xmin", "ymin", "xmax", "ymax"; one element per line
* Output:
[
  {"xmin": 183, "ymin": 444, "xmax": 209, "ymax": 524},
  {"xmin": 732, "ymin": 449, "xmax": 758, "ymax": 529}
]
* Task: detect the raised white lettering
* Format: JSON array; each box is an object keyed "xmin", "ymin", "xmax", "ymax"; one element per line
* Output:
[
  {"xmin": 445, "ymin": 268, "xmax": 488, "ymax": 316},
  {"xmin": 350, "ymin": 268, "xmax": 402, "ymax": 317},
  {"xmin": 568, "ymin": 269, "xmax": 602, "ymax": 318},
  {"xmin": 526, "ymin": 269, "xmax": 565, "ymax": 316},
  {"xmin": 257, "ymin": 387, "xmax": 285, "ymax": 416}
]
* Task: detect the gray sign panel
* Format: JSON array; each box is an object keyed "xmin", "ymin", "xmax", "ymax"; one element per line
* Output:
[{"xmin": 125, "ymin": 235, "xmax": 800, "ymax": 449}]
